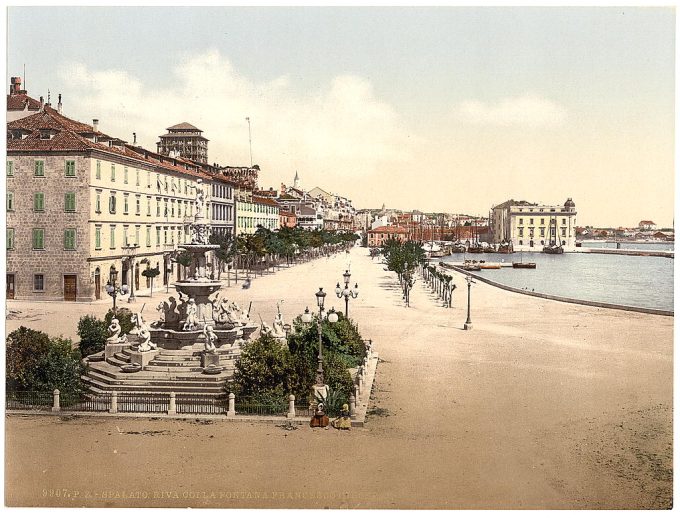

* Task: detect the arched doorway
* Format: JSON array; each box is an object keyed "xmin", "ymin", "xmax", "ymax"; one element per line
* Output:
[{"xmin": 94, "ymin": 267, "xmax": 101, "ymax": 300}]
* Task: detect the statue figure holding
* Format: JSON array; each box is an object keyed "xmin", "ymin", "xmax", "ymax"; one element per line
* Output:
[
  {"xmin": 202, "ymin": 324, "xmax": 218, "ymax": 351},
  {"xmin": 137, "ymin": 313, "xmax": 157, "ymax": 352},
  {"xmin": 106, "ymin": 317, "xmax": 128, "ymax": 344},
  {"xmin": 226, "ymin": 302, "xmax": 244, "ymax": 327},
  {"xmin": 213, "ymin": 296, "xmax": 231, "ymax": 325},
  {"xmin": 182, "ymin": 298, "xmax": 199, "ymax": 331},
  {"xmin": 259, "ymin": 321, "xmax": 273, "ymax": 338}
]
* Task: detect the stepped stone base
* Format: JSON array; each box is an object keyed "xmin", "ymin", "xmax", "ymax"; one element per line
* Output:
[
  {"xmin": 129, "ymin": 349, "xmax": 158, "ymax": 367},
  {"xmin": 82, "ymin": 344, "xmax": 244, "ymax": 398},
  {"xmin": 201, "ymin": 351, "xmax": 220, "ymax": 367}
]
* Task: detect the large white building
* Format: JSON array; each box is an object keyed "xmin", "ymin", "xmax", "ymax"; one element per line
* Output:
[{"xmin": 491, "ymin": 198, "xmax": 578, "ymax": 251}]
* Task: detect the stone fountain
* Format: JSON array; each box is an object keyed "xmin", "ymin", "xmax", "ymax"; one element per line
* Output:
[{"xmin": 82, "ymin": 179, "xmax": 258, "ymax": 397}]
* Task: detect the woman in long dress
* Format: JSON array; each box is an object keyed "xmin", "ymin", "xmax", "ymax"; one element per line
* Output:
[{"xmin": 332, "ymin": 404, "xmax": 352, "ymax": 430}]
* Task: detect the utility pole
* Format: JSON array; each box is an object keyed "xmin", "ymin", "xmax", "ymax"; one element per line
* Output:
[{"xmin": 246, "ymin": 117, "xmax": 253, "ymax": 167}]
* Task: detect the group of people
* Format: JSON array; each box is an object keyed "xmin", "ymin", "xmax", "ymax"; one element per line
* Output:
[{"xmin": 309, "ymin": 403, "xmax": 352, "ymax": 430}]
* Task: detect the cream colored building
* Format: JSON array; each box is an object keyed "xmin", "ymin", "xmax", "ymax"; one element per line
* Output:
[{"xmin": 490, "ymin": 198, "xmax": 577, "ymax": 251}]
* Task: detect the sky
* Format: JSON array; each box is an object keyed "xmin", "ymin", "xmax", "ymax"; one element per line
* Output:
[{"xmin": 6, "ymin": 6, "xmax": 676, "ymax": 227}]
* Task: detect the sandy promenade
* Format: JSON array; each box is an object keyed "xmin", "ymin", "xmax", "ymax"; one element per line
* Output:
[{"xmin": 4, "ymin": 247, "xmax": 673, "ymax": 509}]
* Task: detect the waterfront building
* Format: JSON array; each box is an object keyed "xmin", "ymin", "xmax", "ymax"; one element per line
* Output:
[
  {"xmin": 6, "ymin": 104, "xmax": 218, "ymax": 301},
  {"xmin": 367, "ymin": 226, "xmax": 408, "ymax": 248},
  {"xmin": 279, "ymin": 209, "xmax": 297, "ymax": 228},
  {"xmin": 638, "ymin": 220, "xmax": 657, "ymax": 231},
  {"xmin": 157, "ymin": 122, "xmax": 209, "ymax": 163},
  {"xmin": 490, "ymin": 198, "xmax": 578, "ymax": 251}
]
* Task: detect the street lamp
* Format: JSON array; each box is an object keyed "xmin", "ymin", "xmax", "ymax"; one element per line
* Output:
[
  {"xmin": 464, "ymin": 274, "xmax": 475, "ymax": 330},
  {"xmin": 123, "ymin": 244, "xmax": 140, "ymax": 302},
  {"xmin": 105, "ymin": 267, "xmax": 129, "ymax": 313},
  {"xmin": 335, "ymin": 269, "xmax": 359, "ymax": 317},
  {"xmin": 304, "ymin": 288, "xmax": 339, "ymax": 400}
]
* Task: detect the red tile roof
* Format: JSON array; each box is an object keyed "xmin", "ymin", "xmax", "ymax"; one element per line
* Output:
[
  {"xmin": 7, "ymin": 93, "xmax": 42, "ymax": 111},
  {"xmin": 252, "ymin": 195, "xmax": 280, "ymax": 207}
]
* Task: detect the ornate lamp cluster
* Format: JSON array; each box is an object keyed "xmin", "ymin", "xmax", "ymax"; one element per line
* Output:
[
  {"xmin": 301, "ymin": 287, "xmax": 338, "ymax": 386},
  {"xmin": 335, "ymin": 269, "xmax": 359, "ymax": 317},
  {"xmin": 105, "ymin": 267, "xmax": 129, "ymax": 313}
]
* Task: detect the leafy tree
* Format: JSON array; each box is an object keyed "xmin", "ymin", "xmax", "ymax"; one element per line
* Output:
[
  {"xmin": 230, "ymin": 335, "xmax": 298, "ymax": 400},
  {"xmin": 6, "ymin": 326, "xmax": 51, "ymax": 390},
  {"xmin": 6, "ymin": 327, "xmax": 84, "ymax": 394},
  {"xmin": 77, "ymin": 315, "xmax": 108, "ymax": 357},
  {"xmin": 209, "ymin": 233, "xmax": 235, "ymax": 279},
  {"xmin": 142, "ymin": 266, "xmax": 161, "ymax": 296}
]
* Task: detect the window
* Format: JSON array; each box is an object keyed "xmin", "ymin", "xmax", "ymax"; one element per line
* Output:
[
  {"xmin": 110, "ymin": 225, "xmax": 116, "ymax": 249},
  {"xmin": 136, "ymin": 196, "xmax": 141, "ymax": 215},
  {"xmin": 7, "ymin": 228, "xmax": 14, "ymax": 250},
  {"xmin": 146, "ymin": 226, "xmax": 151, "ymax": 247},
  {"xmin": 156, "ymin": 174, "xmax": 161, "ymax": 192},
  {"xmin": 65, "ymin": 160, "xmax": 76, "ymax": 177},
  {"xmin": 164, "ymin": 177, "xmax": 168, "ymax": 192},
  {"xmin": 96, "ymin": 160, "xmax": 101, "ymax": 179},
  {"xmin": 540, "ymin": 228, "xmax": 545, "ymax": 237},
  {"xmin": 123, "ymin": 225, "xmax": 129, "ymax": 246},
  {"xmin": 109, "ymin": 193, "xmax": 117, "ymax": 214},
  {"xmin": 147, "ymin": 171, "xmax": 151, "ymax": 188},
  {"xmin": 529, "ymin": 218, "xmax": 534, "ymax": 225},
  {"xmin": 164, "ymin": 228, "xmax": 167, "ymax": 245},
  {"xmin": 156, "ymin": 227, "xmax": 161, "ymax": 246},
  {"xmin": 518, "ymin": 218, "xmax": 523, "ymax": 225},
  {"xmin": 146, "ymin": 196, "xmax": 151, "ymax": 216},
  {"xmin": 32, "ymin": 228, "xmax": 45, "ymax": 250},
  {"xmin": 7, "ymin": 192, "xmax": 14, "ymax": 211},
  {"xmin": 135, "ymin": 226, "xmax": 140, "ymax": 246},
  {"xmin": 124, "ymin": 166, "xmax": 128, "ymax": 184},
  {"xmin": 64, "ymin": 192, "xmax": 76, "ymax": 212},
  {"xmin": 34, "ymin": 192, "xmax": 45, "ymax": 212},
  {"xmin": 156, "ymin": 198, "xmax": 161, "ymax": 217},
  {"xmin": 111, "ymin": 164, "xmax": 116, "ymax": 181},
  {"xmin": 135, "ymin": 169, "xmax": 140, "ymax": 186},
  {"xmin": 518, "ymin": 228, "xmax": 524, "ymax": 237},
  {"xmin": 95, "ymin": 191, "xmax": 102, "ymax": 213},
  {"xmin": 540, "ymin": 218, "xmax": 545, "ymax": 225},
  {"xmin": 562, "ymin": 218, "xmax": 566, "ymax": 225},
  {"xmin": 95, "ymin": 226, "xmax": 102, "ymax": 250},
  {"xmin": 64, "ymin": 229, "xmax": 76, "ymax": 250},
  {"xmin": 561, "ymin": 228, "xmax": 566, "ymax": 237},
  {"xmin": 171, "ymin": 200, "xmax": 175, "ymax": 217},
  {"xmin": 7, "ymin": 160, "xmax": 14, "ymax": 176},
  {"xmin": 34, "ymin": 160, "xmax": 45, "ymax": 177},
  {"xmin": 33, "ymin": 274, "xmax": 44, "ymax": 291}
]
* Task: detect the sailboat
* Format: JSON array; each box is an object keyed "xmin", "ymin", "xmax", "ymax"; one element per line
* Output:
[{"xmin": 542, "ymin": 217, "xmax": 564, "ymax": 254}]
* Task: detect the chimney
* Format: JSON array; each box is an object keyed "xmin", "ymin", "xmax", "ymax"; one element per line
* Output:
[
  {"xmin": 92, "ymin": 119, "xmax": 99, "ymax": 132},
  {"xmin": 39, "ymin": 96, "xmax": 44, "ymax": 111},
  {"xmin": 57, "ymin": 94, "xmax": 62, "ymax": 114},
  {"xmin": 9, "ymin": 77, "xmax": 21, "ymax": 95},
  {"xmin": 133, "ymin": 132, "xmax": 137, "ymax": 145}
]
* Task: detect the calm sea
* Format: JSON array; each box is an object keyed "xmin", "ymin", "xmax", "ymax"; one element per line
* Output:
[{"xmin": 441, "ymin": 244, "xmax": 674, "ymax": 312}]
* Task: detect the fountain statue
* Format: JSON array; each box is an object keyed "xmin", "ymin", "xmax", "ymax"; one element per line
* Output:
[{"xmin": 107, "ymin": 318, "xmax": 128, "ymax": 344}]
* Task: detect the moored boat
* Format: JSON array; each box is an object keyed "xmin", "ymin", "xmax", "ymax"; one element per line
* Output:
[{"xmin": 512, "ymin": 262, "xmax": 536, "ymax": 269}]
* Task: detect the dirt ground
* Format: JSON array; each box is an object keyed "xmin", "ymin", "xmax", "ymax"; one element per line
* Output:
[{"xmin": 4, "ymin": 247, "xmax": 673, "ymax": 509}]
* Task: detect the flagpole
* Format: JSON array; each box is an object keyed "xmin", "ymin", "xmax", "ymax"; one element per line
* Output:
[{"xmin": 246, "ymin": 117, "xmax": 253, "ymax": 167}]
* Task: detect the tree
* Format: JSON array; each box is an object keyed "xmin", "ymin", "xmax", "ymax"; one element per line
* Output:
[
  {"xmin": 209, "ymin": 233, "xmax": 235, "ymax": 280},
  {"xmin": 77, "ymin": 315, "xmax": 108, "ymax": 357},
  {"xmin": 6, "ymin": 327, "xmax": 84, "ymax": 394},
  {"xmin": 6, "ymin": 326, "xmax": 51, "ymax": 390},
  {"xmin": 105, "ymin": 307, "xmax": 134, "ymax": 335},
  {"xmin": 142, "ymin": 266, "xmax": 161, "ymax": 296}
]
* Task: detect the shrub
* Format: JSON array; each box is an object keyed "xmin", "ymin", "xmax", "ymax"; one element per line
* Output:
[
  {"xmin": 6, "ymin": 326, "xmax": 51, "ymax": 390},
  {"xmin": 104, "ymin": 307, "xmax": 134, "ymax": 335},
  {"xmin": 230, "ymin": 335, "xmax": 298, "ymax": 398},
  {"xmin": 6, "ymin": 327, "xmax": 83, "ymax": 394},
  {"xmin": 77, "ymin": 315, "xmax": 108, "ymax": 357}
]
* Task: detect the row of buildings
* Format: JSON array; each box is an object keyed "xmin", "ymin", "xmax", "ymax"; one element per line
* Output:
[
  {"xmin": 362, "ymin": 199, "xmax": 578, "ymax": 251},
  {"xmin": 6, "ymin": 78, "xmax": 356, "ymax": 301}
]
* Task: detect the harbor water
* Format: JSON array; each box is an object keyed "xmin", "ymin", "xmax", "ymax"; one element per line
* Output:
[{"xmin": 441, "ymin": 246, "xmax": 674, "ymax": 312}]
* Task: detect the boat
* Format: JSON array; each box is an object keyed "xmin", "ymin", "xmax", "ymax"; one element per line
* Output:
[
  {"xmin": 479, "ymin": 263, "xmax": 501, "ymax": 269},
  {"xmin": 497, "ymin": 240, "xmax": 513, "ymax": 254},
  {"xmin": 512, "ymin": 250, "xmax": 536, "ymax": 269},
  {"xmin": 542, "ymin": 217, "xmax": 564, "ymax": 254}
]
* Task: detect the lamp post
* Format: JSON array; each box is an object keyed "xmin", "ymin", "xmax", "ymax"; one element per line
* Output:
[
  {"xmin": 301, "ymin": 288, "xmax": 338, "ymax": 399},
  {"xmin": 123, "ymin": 244, "xmax": 140, "ymax": 303},
  {"xmin": 105, "ymin": 267, "xmax": 129, "ymax": 313},
  {"xmin": 464, "ymin": 274, "xmax": 474, "ymax": 330},
  {"xmin": 335, "ymin": 269, "xmax": 359, "ymax": 317}
]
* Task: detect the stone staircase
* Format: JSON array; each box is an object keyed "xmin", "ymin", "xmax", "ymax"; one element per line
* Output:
[{"xmin": 82, "ymin": 346, "xmax": 242, "ymax": 397}]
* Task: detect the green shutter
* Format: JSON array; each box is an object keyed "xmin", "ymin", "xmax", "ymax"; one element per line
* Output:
[
  {"xmin": 95, "ymin": 227, "xmax": 101, "ymax": 249},
  {"xmin": 124, "ymin": 167, "xmax": 128, "ymax": 184},
  {"xmin": 111, "ymin": 164, "xmax": 115, "ymax": 181},
  {"xmin": 6, "ymin": 228, "xmax": 14, "ymax": 250},
  {"xmin": 7, "ymin": 161, "xmax": 14, "ymax": 176},
  {"xmin": 34, "ymin": 192, "xmax": 44, "ymax": 211},
  {"xmin": 65, "ymin": 160, "xmax": 75, "ymax": 177},
  {"xmin": 64, "ymin": 229, "xmax": 76, "ymax": 250},
  {"xmin": 7, "ymin": 192, "xmax": 13, "ymax": 211},
  {"xmin": 96, "ymin": 160, "xmax": 101, "ymax": 179},
  {"xmin": 65, "ymin": 192, "xmax": 76, "ymax": 212},
  {"xmin": 33, "ymin": 229, "xmax": 44, "ymax": 249},
  {"xmin": 34, "ymin": 160, "xmax": 44, "ymax": 176}
]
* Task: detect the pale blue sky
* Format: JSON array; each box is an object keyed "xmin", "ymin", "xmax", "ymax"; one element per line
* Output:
[{"xmin": 6, "ymin": 7, "xmax": 676, "ymax": 226}]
